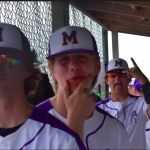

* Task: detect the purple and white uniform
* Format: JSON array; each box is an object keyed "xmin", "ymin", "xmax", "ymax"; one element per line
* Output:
[
  {"xmin": 0, "ymin": 107, "xmax": 85, "ymax": 149},
  {"xmin": 97, "ymin": 95, "xmax": 149, "ymax": 149},
  {"xmin": 37, "ymin": 99, "xmax": 130, "ymax": 149}
]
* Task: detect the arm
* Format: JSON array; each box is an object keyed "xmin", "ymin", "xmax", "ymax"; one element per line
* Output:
[
  {"xmin": 123, "ymin": 57, "xmax": 150, "ymax": 117},
  {"xmin": 64, "ymin": 74, "xmax": 95, "ymax": 142}
]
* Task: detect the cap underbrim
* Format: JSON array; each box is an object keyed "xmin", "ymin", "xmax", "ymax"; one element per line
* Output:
[{"xmin": 46, "ymin": 49, "xmax": 99, "ymax": 59}]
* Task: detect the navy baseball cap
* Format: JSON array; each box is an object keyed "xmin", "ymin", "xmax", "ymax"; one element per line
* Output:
[
  {"xmin": 135, "ymin": 82, "xmax": 142, "ymax": 91},
  {"xmin": 106, "ymin": 58, "xmax": 129, "ymax": 73},
  {"xmin": 47, "ymin": 26, "xmax": 99, "ymax": 59},
  {"xmin": 0, "ymin": 23, "xmax": 30, "ymax": 53}
]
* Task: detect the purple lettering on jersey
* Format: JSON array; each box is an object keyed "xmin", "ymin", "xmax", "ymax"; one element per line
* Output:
[
  {"xmin": 62, "ymin": 31, "xmax": 78, "ymax": 46},
  {"xmin": 130, "ymin": 110, "xmax": 137, "ymax": 125}
]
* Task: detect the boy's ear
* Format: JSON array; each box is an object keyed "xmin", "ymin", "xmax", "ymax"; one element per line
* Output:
[
  {"xmin": 95, "ymin": 59, "xmax": 101, "ymax": 75},
  {"xmin": 49, "ymin": 70, "xmax": 56, "ymax": 80}
]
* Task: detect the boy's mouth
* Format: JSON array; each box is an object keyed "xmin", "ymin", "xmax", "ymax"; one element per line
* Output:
[
  {"xmin": 69, "ymin": 76, "xmax": 84, "ymax": 81},
  {"xmin": 115, "ymin": 83, "xmax": 122, "ymax": 88}
]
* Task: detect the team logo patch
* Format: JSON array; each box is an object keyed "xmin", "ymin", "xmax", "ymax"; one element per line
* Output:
[
  {"xmin": 0, "ymin": 28, "xmax": 3, "ymax": 42},
  {"xmin": 62, "ymin": 30, "xmax": 79, "ymax": 46},
  {"xmin": 115, "ymin": 60, "xmax": 122, "ymax": 67},
  {"xmin": 130, "ymin": 110, "xmax": 137, "ymax": 125}
]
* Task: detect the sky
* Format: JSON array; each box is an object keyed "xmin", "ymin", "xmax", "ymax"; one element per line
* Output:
[{"xmin": 108, "ymin": 31, "xmax": 150, "ymax": 79}]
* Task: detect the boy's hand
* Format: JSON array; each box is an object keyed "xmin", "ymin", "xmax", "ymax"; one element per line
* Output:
[
  {"xmin": 123, "ymin": 58, "xmax": 148, "ymax": 85},
  {"xmin": 64, "ymin": 74, "xmax": 95, "ymax": 141},
  {"xmin": 64, "ymin": 73, "xmax": 95, "ymax": 121}
]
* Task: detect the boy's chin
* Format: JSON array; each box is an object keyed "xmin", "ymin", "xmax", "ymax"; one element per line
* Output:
[{"xmin": 70, "ymin": 84, "xmax": 80, "ymax": 93}]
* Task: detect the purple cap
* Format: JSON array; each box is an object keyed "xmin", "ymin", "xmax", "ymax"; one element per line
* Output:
[
  {"xmin": 135, "ymin": 82, "xmax": 142, "ymax": 91},
  {"xmin": 0, "ymin": 23, "xmax": 30, "ymax": 53},
  {"xmin": 106, "ymin": 58, "xmax": 129, "ymax": 73},
  {"xmin": 47, "ymin": 26, "xmax": 99, "ymax": 59},
  {"xmin": 129, "ymin": 78, "xmax": 139, "ymax": 86}
]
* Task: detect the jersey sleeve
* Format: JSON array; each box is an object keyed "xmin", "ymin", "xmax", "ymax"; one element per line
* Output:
[
  {"xmin": 142, "ymin": 81, "xmax": 150, "ymax": 104},
  {"xmin": 142, "ymin": 82, "xmax": 150, "ymax": 122}
]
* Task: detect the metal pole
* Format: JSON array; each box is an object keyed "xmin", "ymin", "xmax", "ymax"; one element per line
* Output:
[{"xmin": 102, "ymin": 28, "xmax": 109, "ymax": 98}]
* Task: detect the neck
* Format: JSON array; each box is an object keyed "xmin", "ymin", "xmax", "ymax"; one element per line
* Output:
[
  {"xmin": 0, "ymin": 92, "xmax": 33, "ymax": 128},
  {"xmin": 50, "ymin": 90, "xmax": 68, "ymax": 119},
  {"xmin": 110, "ymin": 91, "xmax": 129, "ymax": 102}
]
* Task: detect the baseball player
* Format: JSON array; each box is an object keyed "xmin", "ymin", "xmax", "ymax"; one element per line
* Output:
[
  {"xmin": 97, "ymin": 57, "xmax": 150, "ymax": 149},
  {"xmin": 37, "ymin": 26, "xmax": 130, "ymax": 149},
  {"xmin": 135, "ymin": 81, "xmax": 144, "ymax": 96},
  {"xmin": 128, "ymin": 78, "xmax": 139, "ymax": 96},
  {"xmin": 0, "ymin": 23, "xmax": 86, "ymax": 149}
]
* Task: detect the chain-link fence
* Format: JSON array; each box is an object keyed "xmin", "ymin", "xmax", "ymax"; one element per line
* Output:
[
  {"xmin": 0, "ymin": 1, "xmax": 52, "ymax": 80},
  {"xmin": 69, "ymin": 4, "xmax": 105, "ymax": 99},
  {"xmin": 0, "ymin": 2, "xmax": 105, "ymax": 98},
  {"xmin": 69, "ymin": 4, "xmax": 103, "ymax": 62}
]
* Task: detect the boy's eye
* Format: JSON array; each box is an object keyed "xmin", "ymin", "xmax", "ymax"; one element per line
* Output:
[
  {"xmin": 60, "ymin": 57, "xmax": 69, "ymax": 62},
  {"xmin": 78, "ymin": 55, "xmax": 87, "ymax": 59}
]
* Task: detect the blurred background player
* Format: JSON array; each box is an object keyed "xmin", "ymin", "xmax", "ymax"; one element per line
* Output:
[
  {"xmin": 135, "ymin": 82, "xmax": 144, "ymax": 97},
  {"xmin": 128, "ymin": 78, "xmax": 139, "ymax": 96}
]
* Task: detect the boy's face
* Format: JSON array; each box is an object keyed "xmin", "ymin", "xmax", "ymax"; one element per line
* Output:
[
  {"xmin": 128, "ymin": 86, "xmax": 136, "ymax": 96},
  {"xmin": 105, "ymin": 70, "xmax": 131, "ymax": 95},
  {"xmin": 51, "ymin": 52, "xmax": 100, "ymax": 93},
  {"xmin": 0, "ymin": 51, "xmax": 31, "ymax": 98}
]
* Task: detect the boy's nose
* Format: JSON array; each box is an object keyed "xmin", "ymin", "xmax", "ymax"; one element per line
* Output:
[{"xmin": 69, "ymin": 58, "xmax": 80, "ymax": 71}]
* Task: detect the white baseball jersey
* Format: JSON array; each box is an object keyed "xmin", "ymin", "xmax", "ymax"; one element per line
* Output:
[
  {"xmin": 37, "ymin": 99, "xmax": 130, "ymax": 149},
  {"xmin": 146, "ymin": 120, "xmax": 150, "ymax": 149},
  {"xmin": 0, "ymin": 106, "xmax": 85, "ymax": 149},
  {"xmin": 97, "ymin": 95, "xmax": 149, "ymax": 149}
]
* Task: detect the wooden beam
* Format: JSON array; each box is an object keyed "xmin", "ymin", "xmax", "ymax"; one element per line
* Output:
[
  {"xmin": 69, "ymin": 1, "xmax": 108, "ymax": 30},
  {"xmin": 100, "ymin": 19, "xmax": 150, "ymax": 32},
  {"xmin": 91, "ymin": 11, "xmax": 150, "ymax": 27},
  {"xmin": 52, "ymin": 1, "xmax": 69, "ymax": 32},
  {"xmin": 79, "ymin": 1, "xmax": 150, "ymax": 19},
  {"xmin": 109, "ymin": 25, "xmax": 150, "ymax": 37},
  {"xmin": 112, "ymin": 31, "xmax": 119, "ymax": 58},
  {"xmin": 107, "ymin": 1, "xmax": 150, "ymax": 8},
  {"xmin": 130, "ymin": 5, "xmax": 138, "ymax": 11}
]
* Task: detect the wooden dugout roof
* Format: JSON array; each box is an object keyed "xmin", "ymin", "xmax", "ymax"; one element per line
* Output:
[{"xmin": 69, "ymin": 1, "xmax": 150, "ymax": 37}]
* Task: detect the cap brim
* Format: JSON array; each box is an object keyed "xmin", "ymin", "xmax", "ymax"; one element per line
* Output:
[{"xmin": 46, "ymin": 49, "xmax": 99, "ymax": 59}]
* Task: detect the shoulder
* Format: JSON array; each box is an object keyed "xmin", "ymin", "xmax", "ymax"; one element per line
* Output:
[
  {"xmin": 29, "ymin": 107, "xmax": 85, "ymax": 149},
  {"xmin": 95, "ymin": 106, "xmax": 124, "ymax": 127},
  {"xmin": 96, "ymin": 97, "xmax": 110, "ymax": 107},
  {"xmin": 36, "ymin": 99, "xmax": 53, "ymax": 112}
]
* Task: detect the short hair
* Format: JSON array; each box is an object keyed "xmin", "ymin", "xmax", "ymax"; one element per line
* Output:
[
  {"xmin": 23, "ymin": 49, "xmax": 42, "ymax": 98},
  {"xmin": 48, "ymin": 52, "xmax": 100, "ymax": 93}
]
